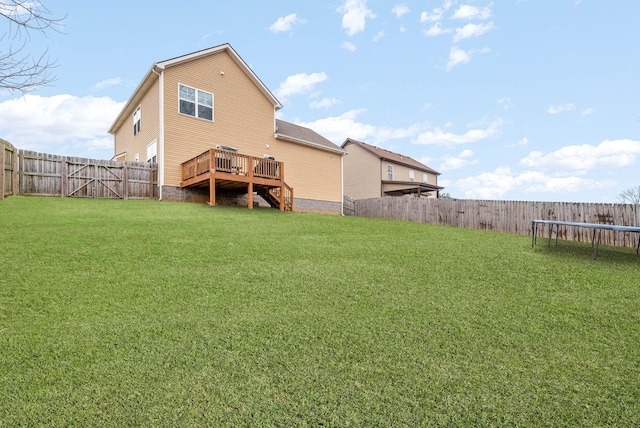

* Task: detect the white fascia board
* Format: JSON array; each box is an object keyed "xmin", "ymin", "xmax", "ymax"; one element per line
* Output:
[{"xmin": 275, "ymin": 133, "xmax": 347, "ymax": 155}]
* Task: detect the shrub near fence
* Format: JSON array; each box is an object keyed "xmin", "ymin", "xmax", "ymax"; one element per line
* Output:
[{"xmin": 348, "ymin": 196, "xmax": 640, "ymax": 248}]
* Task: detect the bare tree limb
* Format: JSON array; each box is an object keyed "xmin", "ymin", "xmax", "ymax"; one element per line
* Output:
[
  {"xmin": 618, "ymin": 185, "xmax": 640, "ymax": 205},
  {"xmin": 0, "ymin": 0, "xmax": 65, "ymax": 94}
]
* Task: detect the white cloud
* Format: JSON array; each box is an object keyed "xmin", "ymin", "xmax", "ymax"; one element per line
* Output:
[
  {"xmin": 457, "ymin": 168, "xmax": 615, "ymax": 200},
  {"xmin": 310, "ymin": 97, "xmax": 341, "ymax": 109},
  {"xmin": 520, "ymin": 139, "xmax": 640, "ymax": 171},
  {"xmin": 0, "ymin": 94, "xmax": 124, "ymax": 156},
  {"xmin": 295, "ymin": 109, "xmax": 424, "ymax": 145},
  {"xmin": 547, "ymin": 103, "xmax": 575, "ymax": 114},
  {"xmin": 453, "ymin": 22, "xmax": 495, "ymax": 42},
  {"xmin": 373, "ymin": 30, "xmax": 385, "ymax": 42},
  {"xmin": 498, "ymin": 97, "xmax": 514, "ymax": 110},
  {"xmin": 515, "ymin": 137, "xmax": 529, "ymax": 146},
  {"xmin": 338, "ymin": 0, "xmax": 375, "ymax": 36},
  {"xmin": 446, "ymin": 46, "xmax": 490, "ymax": 70},
  {"xmin": 581, "ymin": 108, "xmax": 595, "ymax": 116},
  {"xmin": 392, "ymin": 4, "xmax": 410, "ymax": 18},
  {"xmin": 420, "ymin": 1, "xmax": 452, "ymax": 23},
  {"xmin": 451, "ymin": 4, "xmax": 493, "ymax": 20},
  {"xmin": 424, "ymin": 22, "xmax": 451, "ymax": 37},
  {"xmin": 341, "ymin": 41, "xmax": 357, "ymax": 51},
  {"xmin": 93, "ymin": 78, "xmax": 123, "ymax": 91},
  {"xmin": 274, "ymin": 72, "xmax": 328, "ymax": 100},
  {"xmin": 269, "ymin": 13, "xmax": 307, "ymax": 33},
  {"xmin": 415, "ymin": 118, "xmax": 502, "ymax": 146},
  {"xmin": 440, "ymin": 149, "xmax": 476, "ymax": 171},
  {"xmin": 400, "ymin": 25, "xmax": 407, "ymax": 33}
]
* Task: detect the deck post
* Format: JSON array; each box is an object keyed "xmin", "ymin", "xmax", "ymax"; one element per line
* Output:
[
  {"xmin": 247, "ymin": 182, "xmax": 253, "ymax": 209},
  {"xmin": 279, "ymin": 184, "xmax": 285, "ymax": 211},
  {"xmin": 209, "ymin": 149, "xmax": 216, "ymax": 206}
]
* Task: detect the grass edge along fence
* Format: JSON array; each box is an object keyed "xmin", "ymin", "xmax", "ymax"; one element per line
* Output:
[
  {"xmin": 348, "ymin": 196, "xmax": 639, "ymax": 249},
  {"xmin": 0, "ymin": 144, "xmax": 157, "ymax": 200}
]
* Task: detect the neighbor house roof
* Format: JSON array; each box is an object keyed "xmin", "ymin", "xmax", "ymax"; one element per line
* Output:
[
  {"xmin": 108, "ymin": 43, "xmax": 282, "ymax": 135},
  {"xmin": 341, "ymin": 138, "xmax": 440, "ymax": 175},
  {"xmin": 276, "ymin": 119, "xmax": 346, "ymax": 155}
]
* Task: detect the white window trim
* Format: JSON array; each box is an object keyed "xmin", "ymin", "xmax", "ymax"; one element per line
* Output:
[
  {"xmin": 146, "ymin": 140, "xmax": 157, "ymax": 163},
  {"xmin": 133, "ymin": 106, "xmax": 141, "ymax": 136},
  {"xmin": 409, "ymin": 170, "xmax": 415, "ymax": 182},
  {"xmin": 178, "ymin": 83, "xmax": 214, "ymax": 122},
  {"xmin": 387, "ymin": 164, "xmax": 393, "ymax": 181}
]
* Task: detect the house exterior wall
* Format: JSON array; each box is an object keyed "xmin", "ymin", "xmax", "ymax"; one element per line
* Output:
[
  {"xmin": 342, "ymin": 143, "xmax": 382, "ymax": 199},
  {"xmin": 162, "ymin": 51, "xmax": 275, "ymax": 187},
  {"xmin": 113, "ymin": 78, "xmax": 160, "ymax": 163},
  {"xmin": 160, "ymin": 51, "xmax": 342, "ymax": 206},
  {"xmin": 111, "ymin": 47, "xmax": 343, "ymax": 212}
]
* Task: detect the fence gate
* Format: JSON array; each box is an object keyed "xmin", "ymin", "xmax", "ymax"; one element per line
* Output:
[
  {"xmin": 1, "ymin": 140, "xmax": 16, "ymax": 199},
  {"xmin": 66, "ymin": 160, "xmax": 124, "ymax": 199}
]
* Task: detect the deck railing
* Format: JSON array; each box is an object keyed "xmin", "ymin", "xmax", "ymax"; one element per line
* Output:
[{"xmin": 182, "ymin": 149, "xmax": 284, "ymax": 182}]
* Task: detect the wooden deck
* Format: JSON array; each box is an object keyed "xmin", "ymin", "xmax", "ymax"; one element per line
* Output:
[{"xmin": 181, "ymin": 148, "xmax": 293, "ymax": 211}]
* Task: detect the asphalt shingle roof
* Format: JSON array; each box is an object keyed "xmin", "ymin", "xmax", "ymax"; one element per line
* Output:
[
  {"xmin": 342, "ymin": 138, "xmax": 440, "ymax": 175},
  {"xmin": 275, "ymin": 119, "xmax": 343, "ymax": 152}
]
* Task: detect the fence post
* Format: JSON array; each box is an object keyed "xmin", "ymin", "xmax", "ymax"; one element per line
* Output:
[
  {"xmin": 60, "ymin": 158, "xmax": 67, "ymax": 197},
  {"xmin": 123, "ymin": 164, "xmax": 128, "ymax": 199},
  {"xmin": 0, "ymin": 140, "xmax": 4, "ymax": 200},
  {"xmin": 18, "ymin": 150, "xmax": 24, "ymax": 195}
]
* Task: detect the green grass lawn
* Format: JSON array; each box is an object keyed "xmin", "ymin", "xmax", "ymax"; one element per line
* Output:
[{"xmin": 1, "ymin": 197, "xmax": 639, "ymax": 426}]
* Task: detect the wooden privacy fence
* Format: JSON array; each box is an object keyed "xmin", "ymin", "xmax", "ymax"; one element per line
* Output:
[
  {"xmin": 348, "ymin": 197, "xmax": 640, "ymax": 248},
  {"xmin": 1, "ymin": 139, "xmax": 18, "ymax": 200},
  {"xmin": 0, "ymin": 148, "xmax": 157, "ymax": 200}
]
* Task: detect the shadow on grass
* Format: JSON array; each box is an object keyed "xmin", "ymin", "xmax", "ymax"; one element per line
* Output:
[{"xmin": 532, "ymin": 237, "xmax": 640, "ymax": 264}]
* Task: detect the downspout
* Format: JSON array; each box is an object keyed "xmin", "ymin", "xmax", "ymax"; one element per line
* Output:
[
  {"xmin": 341, "ymin": 154, "xmax": 345, "ymax": 216},
  {"xmin": 152, "ymin": 66, "xmax": 164, "ymax": 200}
]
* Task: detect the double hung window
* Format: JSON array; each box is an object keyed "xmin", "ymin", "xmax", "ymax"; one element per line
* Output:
[
  {"xmin": 133, "ymin": 106, "xmax": 141, "ymax": 136},
  {"xmin": 179, "ymin": 84, "xmax": 213, "ymax": 121}
]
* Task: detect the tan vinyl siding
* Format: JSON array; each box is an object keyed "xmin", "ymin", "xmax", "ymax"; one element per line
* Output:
[
  {"xmin": 113, "ymin": 78, "xmax": 160, "ymax": 162},
  {"xmin": 343, "ymin": 143, "xmax": 383, "ymax": 199},
  {"xmin": 422, "ymin": 172, "xmax": 438, "ymax": 185},
  {"xmin": 382, "ymin": 162, "xmax": 411, "ymax": 182},
  {"xmin": 162, "ymin": 51, "xmax": 275, "ymax": 187},
  {"xmin": 270, "ymin": 140, "xmax": 342, "ymax": 202},
  {"xmin": 380, "ymin": 163, "xmax": 437, "ymax": 185}
]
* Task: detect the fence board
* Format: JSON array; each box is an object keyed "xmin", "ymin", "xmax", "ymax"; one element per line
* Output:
[
  {"xmin": 347, "ymin": 196, "xmax": 639, "ymax": 248},
  {"xmin": 16, "ymin": 150, "xmax": 157, "ymax": 200}
]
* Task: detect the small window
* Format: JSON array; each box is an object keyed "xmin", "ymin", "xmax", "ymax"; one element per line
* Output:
[
  {"xmin": 133, "ymin": 106, "xmax": 141, "ymax": 136},
  {"xmin": 146, "ymin": 140, "xmax": 157, "ymax": 163},
  {"xmin": 409, "ymin": 170, "xmax": 415, "ymax": 182},
  {"xmin": 217, "ymin": 145, "xmax": 237, "ymax": 153},
  {"xmin": 423, "ymin": 173, "xmax": 429, "ymax": 183},
  {"xmin": 179, "ymin": 84, "xmax": 213, "ymax": 121},
  {"xmin": 387, "ymin": 165, "xmax": 393, "ymax": 180}
]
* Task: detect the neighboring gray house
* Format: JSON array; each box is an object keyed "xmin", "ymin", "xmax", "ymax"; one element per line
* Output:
[{"xmin": 342, "ymin": 138, "xmax": 443, "ymax": 199}]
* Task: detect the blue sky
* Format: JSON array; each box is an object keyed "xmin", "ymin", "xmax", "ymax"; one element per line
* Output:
[{"xmin": 1, "ymin": 0, "xmax": 639, "ymax": 202}]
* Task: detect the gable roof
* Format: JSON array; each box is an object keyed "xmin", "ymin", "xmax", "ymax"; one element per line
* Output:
[
  {"xmin": 108, "ymin": 43, "xmax": 282, "ymax": 135},
  {"xmin": 276, "ymin": 119, "xmax": 346, "ymax": 155},
  {"xmin": 341, "ymin": 138, "xmax": 440, "ymax": 175}
]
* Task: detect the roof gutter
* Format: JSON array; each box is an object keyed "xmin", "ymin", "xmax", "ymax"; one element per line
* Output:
[{"xmin": 108, "ymin": 64, "xmax": 163, "ymax": 135}]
